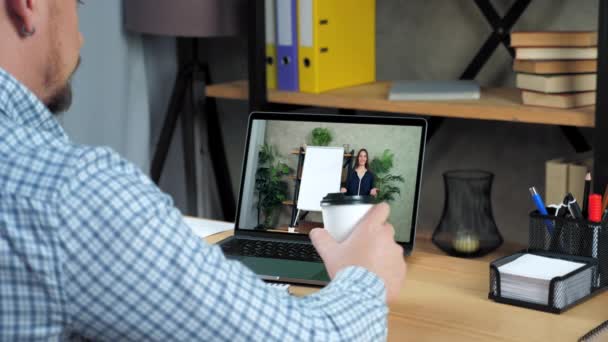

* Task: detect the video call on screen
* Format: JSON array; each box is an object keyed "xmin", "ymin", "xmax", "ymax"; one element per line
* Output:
[{"xmin": 237, "ymin": 119, "xmax": 423, "ymax": 243}]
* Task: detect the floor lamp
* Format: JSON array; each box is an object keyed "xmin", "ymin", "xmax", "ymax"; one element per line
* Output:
[{"xmin": 124, "ymin": 0, "xmax": 244, "ymax": 220}]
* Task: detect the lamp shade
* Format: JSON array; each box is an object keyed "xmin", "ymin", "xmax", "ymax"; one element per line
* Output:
[{"xmin": 124, "ymin": 0, "xmax": 245, "ymax": 37}]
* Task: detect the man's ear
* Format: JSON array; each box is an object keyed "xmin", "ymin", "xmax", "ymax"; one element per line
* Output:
[{"xmin": 6, "ymin": 0, "xmax": 37, "ymax": 36}]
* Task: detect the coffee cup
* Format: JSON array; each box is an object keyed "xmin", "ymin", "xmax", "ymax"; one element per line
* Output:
[{"xmin": 320, "ymin": 193, "xmax": 375, "ymax": 242}]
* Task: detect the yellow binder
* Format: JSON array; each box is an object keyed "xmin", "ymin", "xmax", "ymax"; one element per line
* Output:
[
  {"xmin": 298, "ymin": 0, "xmax": 375, "ymax": 93},
  {"xmin": 265, "ymin": 0, "xmax": 277, "ymax": 89}
]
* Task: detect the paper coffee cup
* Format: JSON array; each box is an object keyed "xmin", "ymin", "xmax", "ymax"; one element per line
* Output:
[{"xmin": 321, "ymin": 193, "xmax": 375, "ymax": 242}]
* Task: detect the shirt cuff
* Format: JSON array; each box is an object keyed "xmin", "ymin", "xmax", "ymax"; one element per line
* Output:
[{"xmin": 333, "ymin": 266, "xmax": 386, "ymax": 301}]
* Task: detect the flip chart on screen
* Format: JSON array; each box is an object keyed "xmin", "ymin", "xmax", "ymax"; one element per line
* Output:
[{"xmin": 297, "ymin": 146, "xmax": 344, "ymax": 211}]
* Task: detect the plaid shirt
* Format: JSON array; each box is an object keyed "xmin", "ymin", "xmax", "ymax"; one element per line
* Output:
[{"xmin": 0, "ymin": 68, "xmax": 388, "ymax": 341}]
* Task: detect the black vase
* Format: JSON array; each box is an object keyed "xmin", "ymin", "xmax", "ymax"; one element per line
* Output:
[{"xmin": 432, "ymin": 170, "xmax": 503, "ymax": 258}]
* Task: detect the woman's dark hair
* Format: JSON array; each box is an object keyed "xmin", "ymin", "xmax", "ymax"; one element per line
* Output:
[{"xmin": 355, "ymin": 148, "xmax": 370, "ymax": 170}]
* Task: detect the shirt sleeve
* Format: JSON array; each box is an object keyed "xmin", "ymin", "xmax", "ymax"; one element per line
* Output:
[{"xmin": 56, "ymin": 147, "xmax": 388, "ymax": 341}]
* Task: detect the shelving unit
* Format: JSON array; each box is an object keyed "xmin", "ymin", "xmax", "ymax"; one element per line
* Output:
[{"xmin": 203, "ymin": 0, "xmax": 608, "ymax": 216}]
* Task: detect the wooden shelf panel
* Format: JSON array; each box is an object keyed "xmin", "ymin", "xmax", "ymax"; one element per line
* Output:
[
  {"xmin": 282, "ymin": 200, "xmax": 296, "ymax": 206},
  {"xmin": 290, "ymin": 149, "xmax": 353, "ymax": 157},
  {"xmin": 206, "ymin": 80, "xmax": 595, "ymax": 127}
]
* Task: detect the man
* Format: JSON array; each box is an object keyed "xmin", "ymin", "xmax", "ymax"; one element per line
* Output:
[{"xmin": 0, "ymin": 1, "xmax": 406, "ymax": 340}]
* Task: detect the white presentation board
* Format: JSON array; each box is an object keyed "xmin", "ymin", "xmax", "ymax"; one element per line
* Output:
[{"xmin": 297, "ymin": 146, "xmax": 344, "ymax": 211}]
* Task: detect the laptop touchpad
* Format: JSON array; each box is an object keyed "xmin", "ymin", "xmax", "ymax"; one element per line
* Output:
[{"xmin": 235, "ymin": 256, "xmax": 330, "ymax": 284}]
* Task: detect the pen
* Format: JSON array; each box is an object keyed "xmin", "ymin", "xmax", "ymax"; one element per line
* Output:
[
  {"xmin": 588, "ymin": 194, "xmax": 602, "ymax": 222},
  {"xmin": 582, "ymin": 172, "xmax": 591, "ymax": 217},
  {"xmin": 588, "ymin": 194, "xmax": 602, "ymax": 261},
  {"xmin": 529, "ymin": 187, "xmax": 553, "ymax": 234},
  {"xmin": 565, "ymin": 193, "xmax": 585, "ymax": 256},
  {"xmin": 566, "ymin": 193, "xmax": 584, "ymax": 220},
  {"xmin": 602, "ymin": 184, "xmax": 608, "ymax": 213}
]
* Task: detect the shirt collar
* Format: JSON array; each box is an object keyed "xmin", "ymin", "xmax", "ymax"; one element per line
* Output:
[{"xmin": 0, "ymin": 67, "xmax": 68, "ymax": 140}]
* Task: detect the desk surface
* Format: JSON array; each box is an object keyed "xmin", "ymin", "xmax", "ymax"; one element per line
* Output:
[{"xmin": 206, "ymin": 231, "xmax": 607, "ymax": 341}]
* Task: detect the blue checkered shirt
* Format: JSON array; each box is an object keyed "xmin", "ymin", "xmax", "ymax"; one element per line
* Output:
[{"xmin": 0, "ymin": 68, "xmax": 388, "ymax": 341}]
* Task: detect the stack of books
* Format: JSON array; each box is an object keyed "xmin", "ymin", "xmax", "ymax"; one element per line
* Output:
[
  {"xmin": 545, "ymin": 153, "xmax": 593, "ymax": 206},
  {"xmin": 511, "ymin": 31, "xmax": 598, "ymax": 109}
]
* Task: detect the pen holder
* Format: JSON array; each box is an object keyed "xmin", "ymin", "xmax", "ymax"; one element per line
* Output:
[{"xmin": 529, "ymin": 210, "xmax": 608, "ymax": 288}]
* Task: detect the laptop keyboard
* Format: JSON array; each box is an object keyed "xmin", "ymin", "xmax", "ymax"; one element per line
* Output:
[{"xmin": 220, "ymin": 239, "xmax": 322, "ymax": 262}]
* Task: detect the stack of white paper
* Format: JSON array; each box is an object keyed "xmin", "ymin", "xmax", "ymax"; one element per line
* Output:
[
  {"xmin": 183, "ymin": 216, "xmax": 233, "ymax": 239},
  {"xmin": 267, "ymin": 282, "xmax": 291, "ymax": 294},
  {"xmin": 497, "ymin": 254, "xmax": 592, "ymax": 308}
]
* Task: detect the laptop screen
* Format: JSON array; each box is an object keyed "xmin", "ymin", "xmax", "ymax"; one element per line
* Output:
[{"xmin": 236, "ymin": 113, "xmax": 426, "ymax": 245}]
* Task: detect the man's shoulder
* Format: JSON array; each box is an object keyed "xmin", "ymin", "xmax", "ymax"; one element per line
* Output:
[
  {"xmin": 70, "ymin": 144, "xmax": 134, "ymax": 175},
  {"xmin": 58, "ymin": 143, "xmax": 150, "ymax": 197},
  {"xmin": 0, "ymin": 134, "xmax": 140, "ymax": 202}
]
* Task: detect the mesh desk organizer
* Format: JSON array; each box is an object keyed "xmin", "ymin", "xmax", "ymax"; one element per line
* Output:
[{"xmin": 489, "ymin": 209, "xmax": 608, "ymax": 313}]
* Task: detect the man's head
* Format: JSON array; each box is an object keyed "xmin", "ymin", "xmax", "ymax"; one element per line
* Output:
[{"xmin": 1, "ymin": 0, "xmax": 83, "ymax": 114}]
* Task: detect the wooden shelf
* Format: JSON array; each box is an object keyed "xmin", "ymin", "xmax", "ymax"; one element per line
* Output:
[
  {"xmin": 206, "ymin": 80, "xmax": 595, "ymax": 127},
  {"xmin": 282, "ymin": 200, "xmax": 296, "ymax": 206},
  {"xmin": 290, "ymin": 149, "xmax": 353, "ymax": 157}
]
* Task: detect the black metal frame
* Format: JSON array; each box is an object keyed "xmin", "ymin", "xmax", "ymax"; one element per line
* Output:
[
  {"xmin": 150, "ymin": 38, "xmax": 236, "ymax": 220},
  {"xmin": 248, "ymin": 0, "xmax": 268, "ymax": 112},
  {"xmin": 595, "ymin": 0, "xmax": 608, "ymax": 194},
  {"xmin": 245, "ymin": 0, "xmax": 608, "ymax": 210},
  {"xmin": 462, "ymin": 0, "xmax": 531, "ymax": 79},
  {"xmin": 428, "ymin": 0, "xmax": 531, "ymax": 140},
  {"xmin": 430, "ymin": 0, "xmax": 590, "ymax": 153}
]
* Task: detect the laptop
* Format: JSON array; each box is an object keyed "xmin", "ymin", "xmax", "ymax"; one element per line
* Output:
[{"xmin": 218, "ymin": 112, "xmax": 427, "ymax": 286}]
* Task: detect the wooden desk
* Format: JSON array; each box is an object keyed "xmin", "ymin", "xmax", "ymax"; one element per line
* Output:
[{"xmin": 206, "ymin": 231, "xmax": 607, "ymax": 341}]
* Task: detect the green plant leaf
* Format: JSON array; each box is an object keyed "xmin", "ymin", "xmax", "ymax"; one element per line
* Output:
[
  {"xmin": 311, "ymin": 127, "xmax": 333, "ymax": 146},
  {"xmin": 255, "ymin": 143, "xmax": 291, "ymax": 227},
  {"xmin": 370, "ymin": 149, "xmax": 404, "ymax": 204}
]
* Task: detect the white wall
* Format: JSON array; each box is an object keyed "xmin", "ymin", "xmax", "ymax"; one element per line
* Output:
[
  {"xmin": 59, "ymin": 2, "xmax": 222, "ymax": 218},
  {"xmin": 61, "ymin": 1, "xmax": 150, "ymax": 171}
]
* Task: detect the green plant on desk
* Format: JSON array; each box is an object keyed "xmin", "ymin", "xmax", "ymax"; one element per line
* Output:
[
  {"xmin": 370, "ymin": 149, "xmax": 404, "ymax": 202},
  {"xmin": 255, "ymin": 144, "xmax": 290, "ymax": 228},
  {"xmin": 310, "ymin": 127, "xmax": 333, "ymax": 146}
]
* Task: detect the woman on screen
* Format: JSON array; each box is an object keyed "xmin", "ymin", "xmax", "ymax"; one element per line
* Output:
[{"xmin": 341, "ymin": 148, "xmax": 378, "ymax": 197}]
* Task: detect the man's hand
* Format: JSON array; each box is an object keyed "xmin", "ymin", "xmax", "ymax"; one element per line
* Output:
[
  {"xmin": 340, "ymin": 187, "xmax": 347, "ymax": 193},
  {"xmin": 370, "ymin": 188, "xmax": 378, "ymax": 197},
  {"xmin": 310, "ymin": 203, "xmax": 406, "ymax": 303}
]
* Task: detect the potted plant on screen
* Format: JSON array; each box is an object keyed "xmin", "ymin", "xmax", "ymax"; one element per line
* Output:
[
  {"xmin": 310, "ymin": 127, "xmax": 333, "ymax": 146},
  {"xmin": 255, "ymin": 144, "xmax": 290, "ymax": 228},
  {"xmin": 370, "ymin": 149, "xmax": 404, "ymax": 202}
]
